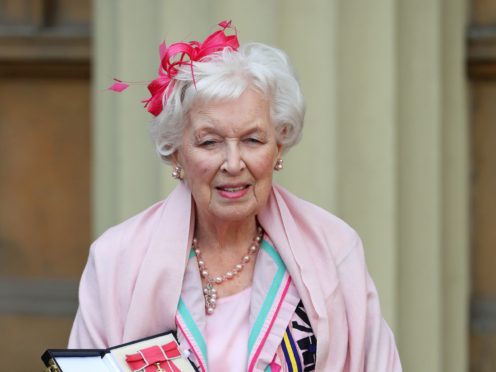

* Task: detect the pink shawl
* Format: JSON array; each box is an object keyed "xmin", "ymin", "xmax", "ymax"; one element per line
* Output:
[{"xmin": 69, "ymin": 182, "xmax": 401, "ymax": 371}]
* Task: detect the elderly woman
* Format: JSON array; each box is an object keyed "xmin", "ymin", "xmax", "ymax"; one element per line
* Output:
[{"xmin": 69, "ymin": 21, "xmax": 401, "ymax": 371}]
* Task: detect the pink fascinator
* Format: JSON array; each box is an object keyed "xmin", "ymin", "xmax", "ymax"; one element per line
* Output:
[{"xmin": 108, "ymin": 20, "xmax": 239, "ymax": 116}]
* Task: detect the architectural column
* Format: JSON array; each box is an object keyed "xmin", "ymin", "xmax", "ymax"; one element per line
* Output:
[
  {"xmin": 276, "ymin": 0, "xmax": 338, "ymax": 212},
  {"xmin": 397, "ymin": 1, "xmax": 443, "ymax": 371},
  {"xmin": 93, "ymin": 0, "xmax": 165, "ymax": 236},
  {"xmin": 336, "ymin": 0, "xmax": 398, "ymax": 329},
  {"xmin": 441, "ymin": 0, "xmax": 469, "ymax": 371}
]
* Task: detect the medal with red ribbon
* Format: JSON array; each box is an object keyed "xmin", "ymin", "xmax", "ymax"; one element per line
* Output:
[{"xmin": 125, "ymin": 341, "xmax": 182, "ymax": 372}]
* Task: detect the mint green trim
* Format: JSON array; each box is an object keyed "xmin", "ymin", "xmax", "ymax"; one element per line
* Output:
[
  {"xmin": 177, "ymin": 297, "xmax": 208, "ymax": 365},
  {"xmin": 260, "ymin": 239, "xmax": 285, "ymax": 268},
  {"xmin": 189, "ymin": 247, "xmax": 196, "ymax": 259},
  {"xmin": 247, "ymin": 239, "xmax": 287, "ymax": 356},
  {"xmin": 265, "ymin": 365, "xmax": 272, "ymax": 372}
]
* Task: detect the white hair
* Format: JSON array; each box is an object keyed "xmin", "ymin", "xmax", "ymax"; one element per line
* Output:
[{"xmin": 149, "ymin": 42, "xmax": 305, "ymax": 164}]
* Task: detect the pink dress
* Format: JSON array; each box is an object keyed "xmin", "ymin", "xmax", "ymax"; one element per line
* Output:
[{"xmin": 205, "ymin": 287, "xmax": 252, "ymax": 372}]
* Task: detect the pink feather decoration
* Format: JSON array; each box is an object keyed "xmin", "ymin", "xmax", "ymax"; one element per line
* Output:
[{"xmin": 108, "ymin": 79, "xmax": 129, "ymax": 92}]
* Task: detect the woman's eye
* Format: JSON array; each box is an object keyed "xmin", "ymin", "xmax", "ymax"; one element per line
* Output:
[
  {"xmin": 244, "ymin": 137, "xmax": 262, "ymax": 144},
  {"xmin": 199, "ymin": 139, "xmax": 217, "ymax": 147}
]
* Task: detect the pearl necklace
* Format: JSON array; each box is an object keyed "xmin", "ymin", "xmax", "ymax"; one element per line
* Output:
[{"xmin": 193, "ymin": 225, "xmax": 263, "ymax": 315}]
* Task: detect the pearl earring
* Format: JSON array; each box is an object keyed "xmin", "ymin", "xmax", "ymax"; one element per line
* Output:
[
  {"xmin": 274, "ymin": 158, "xmax": 283, "ymax": 171},
  {"xmin": 172, "ymin": 165, "xmax": 183, "ymax": 180}
]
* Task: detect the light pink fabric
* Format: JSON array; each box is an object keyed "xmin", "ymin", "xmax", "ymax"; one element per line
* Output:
[
  {"xmin": 176, "ymin": 234, "xmax": 300, "ymax": 371},
  {"xmin": 69, "ymin": 182, "xmax": 402, "ymax": 371},
  {"xmin": 205, "ymin": 287, "xmax": 251, "ymax": 372}
]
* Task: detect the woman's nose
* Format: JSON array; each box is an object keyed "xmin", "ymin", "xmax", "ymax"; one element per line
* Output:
[{"xmin": 222, "ymin": 142, "xmax": 245, "ymax": 174}]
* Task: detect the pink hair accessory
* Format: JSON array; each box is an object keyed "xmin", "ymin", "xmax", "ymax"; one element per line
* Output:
[
  {"xmin": 108, "ymin": 79, "xmax": 129, "ymax": 92},
  {"xmin": 108, "ymin": 20, "xmax": 239, "ymax": 117}
]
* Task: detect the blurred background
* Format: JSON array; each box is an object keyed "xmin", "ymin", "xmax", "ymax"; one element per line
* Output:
[{"xmin": 0, "ymin": 0, "xmax": 494, "ymax": 371}]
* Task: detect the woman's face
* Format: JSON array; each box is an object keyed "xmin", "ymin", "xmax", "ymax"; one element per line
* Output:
[{"xmin": 175, "ymin": 88, "xmax": 282, "ymax": 226}]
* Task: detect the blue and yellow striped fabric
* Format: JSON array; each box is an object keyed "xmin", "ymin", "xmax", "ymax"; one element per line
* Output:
[{"xmin": 281, "ymin": 326, "xmax": 303, "ymax": 371}]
